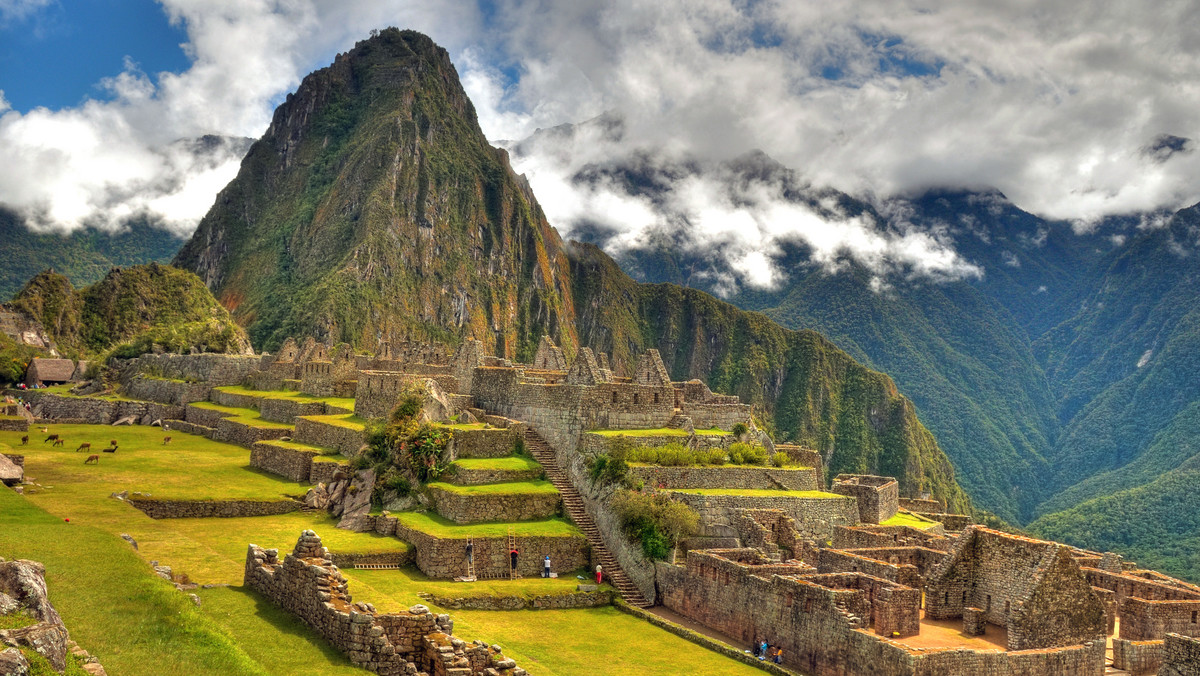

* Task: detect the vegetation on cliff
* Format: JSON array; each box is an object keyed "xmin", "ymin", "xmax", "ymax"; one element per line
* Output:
[{"xmin": 5, "ymin": 263, "xmax": 250, "ymax": 360}]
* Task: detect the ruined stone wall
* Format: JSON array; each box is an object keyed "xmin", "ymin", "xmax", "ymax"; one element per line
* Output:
[
  {"xmin": 427, "ymin": 591, "xmax": 611, "ymax": 611},
  {"xmin": 123, "ymin": 376, "xmax": 211, "ymax": 405},
  {"xmin": 669, "ymin": 491, "xmax": 859, "ymax": 541},
  {"xmin": 1009, "ymin": 547, "xmax": 1108, "ymax": 650},
  {"xmin": 2, "ymin": 453, "xmax": 23, "ymax": 469},
  {"xmin": 831, "ymin": 547, "xmax": 948, "ymax": 579},
  {"xmin": 129, "ymin": 497, "xmax": 300, "ymax": 519},
  {"xmin": 1161, "ymin": 633, "xmax": 1200, "ymax": 676},
  {"xmin": 897, "ymin": 497, "xmax": 942, "ymax": 513},
  {"xmin": 122, "ymin": 353, "xmax": 262, "ymax": 386},
  {"xmin": 428, "ymin": 486, "xmax": 560, "ymax": 524},
  {"xmin": 832, "ymin": 475, "xmax": 899, "ymax": 524},
  {"xmin": 354, "ymin": 371, "xmax": 460, "ymax": 420},
  {"xmin": 393, "ymin": 523, "xmax": 588, "ymax": 579},
  {"xmin": 832, "ymin": 525, "xmax": 949, "ymax": 551},
  {"xmin": 327, "ymin": 550, "xmax": 412, "ymax": 569},
  {"xmin": 628, "ymin": 465, "xmax": 819, "ymax": 491},
  {"xmin": 294, "ymin": 417, "xmax": 364, "ymax": 455},
  {"xmin": 250, "ymin": 442, "xmax": 318, "ymax": 482},
  {"xmin": 259, "ymin": 398, "xmax": 331, "ymax": 424},
  {"xmin": 1119, "ymin": 598, "xmax": 1200, "ymax": 640},
  {"xmin": 244, "ymin": 535, "xmax": 524, "ymax": 676},
  {"xmin": 1084, "ymin": 568, "xmax": 1200, "ymax": 606},
  {"xmin": 817, "ymin": 549, "xmax": 924, "ymax": 589},
  {"xmin": 680, "ymin": 402, "xmax": 753, "ymax": 430},
  {"xmin": 0, "ymin": 416, "xmax": 27, "ymax": 431},
  {"xmin": 1112, "ymin": 638, "xmax": 1164, "ymax": 675},
  {"xmin": 164, "ymin": 420, "xmax": 214, "ymax": 438}
]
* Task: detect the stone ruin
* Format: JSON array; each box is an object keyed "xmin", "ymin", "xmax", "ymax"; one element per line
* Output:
[
  {"xmin": 244, "ymin": 531, "xmax": 524, "ymax": 676},
  {"xmin": 0, "ymin": 557, "xmax": 105, "ymax": 675}
]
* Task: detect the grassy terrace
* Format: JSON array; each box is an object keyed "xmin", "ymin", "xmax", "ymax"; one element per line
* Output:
[
  {"xmin": 427, "ymin": 480, "xmax": 558, "ymax": 496},
  {"xmin": 627, "ymin": 461, "xmax": 814, "ymax": 470},
  {"xmin": 41, "ymin": 383, "xmax": 134, "ymax": 402},
  {"xmin": 394, "ymin": 512, "xmax": 580, "ymax": 538},
  {"xmin": 257, "ymin": 439, "xmax": 339, "ymax": 455},
  {"xmin": 2, "ymin": 422, "xmax": 769, "ymax": 675},
  {"xmin": 433, "ymin": 422, "xmax": 492, "ymax": 431},
  {"xmin": 300, "ymin": 413, "xmax": 367, "ymax": 431},
  {"xmin": 667, "ymin": 488, "xmax": 846, "ymax": 498},
  {"xmin": 450, "ymin": 457, "xmax": 542, "ymax": 472},
  {"xmin": 590, "ymin": 427, "xmax": 728, "ymax": 437},
  {"xmin": 882, "ymin": 510, "xmax": 943, "ymax": 530},
  {"xmin": 211, "ymin": 385, "xmax": 356, "ymax": 412},
  {"xmin": 189, "ymin": 401, "xmax": 294, "ymax": 429}
]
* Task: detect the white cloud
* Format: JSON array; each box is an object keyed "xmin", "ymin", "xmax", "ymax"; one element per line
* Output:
[
  {"xmin": 0, "ymin": 0, "xmax": 50, "ymax": 23},
  {"xmin": 1, "ymin": 0, "xmax": 1199, "ymax": 287}
]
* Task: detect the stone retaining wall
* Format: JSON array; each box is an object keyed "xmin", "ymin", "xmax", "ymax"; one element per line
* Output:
[
  {"xmin": 450, "ymin": 427, "xmax": 525, "ymax": 459},
  {"xmin": 214, "ymin": 418, "xmax": 291, "ymax": 448},
  {"xmin": 184, "ymin": 404, "xmax": 228, "ymax": 427},
  {"xmin": 2, "ymin": 453, "xmax": 24, "ymax": 468},
  {"xmin": 209, "ymin": 389, "xmax": 263, "ymax": 410},
  {"xmin": 163, "ymin": 420, "xmax": 214, "ymax": 438},
  {"xmin": 295, "ymin": 417, "xmax": 364, "ymax": 455},
  {"xmin": 260, "ymin": 398, "xmax": 328, "ymax": 424},
  {"xmin": 393, "ymin": 522, "xmax": 588, "ymax": 579},
  {"xmin": 1112, "ymin": 638, "xmax": 1164, "ymax": 675},
  {"xmin": 121, "ymin": 353, "xmax": 262, "ymax": 386},
  {"xmin": 128, "ymin": 497, "xmax": 300, "ymax": 519},
  {"xmin": 123, "ymin": 377, "xmax": 211, "ymax": 406},
  {"xmin": 911, "ymin": 512, "xmax": 973, "ymax": 531},
  {"xmin": 0, "ymin": 416, "xmax": 27, "ymax": 431},
  {"xmin": 310, "ymin": 459, "xmax": 350, "ymax": 485},
  {"xmin": 426, "ymin": 591, "xmax": 612, "ymax": 611},
  {"xmin": 251, "ymin": 442, "xmax": 319, "ymax": 482},
  {"xmin": 28, "ymin": 393, "xmax": 182, "ymax": 426},
  {"xmin": 244, "ymin": 533, "xmax": 526, "ymax": 676},
  {"xmin": 1120, "ymin": 598, "xmax": 1200, "ymax": 640},
  {"xmin": 448, "ymin": 464, "xmax": 544, "ymax": 485},
  {"xmin": 628, "ymin": 465, "xmax": 819, "ymax": 491},
  {"xmin": 668, "ymin": 491, "xmax": 859, "ymax": 541},
  {"xmin": 429, "ymin": 486, "xmax": 560, "ymax": 524}
]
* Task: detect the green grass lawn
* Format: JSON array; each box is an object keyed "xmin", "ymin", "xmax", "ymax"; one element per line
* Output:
[
  {"xmin": 590, "ymin": 428, "xmax": 691, "ymax": 437},
  {"xmin": 301, "ymin": 414, "xmax": 366, "ymax": 432},
  {"xmin": 394, "ymin": 512, "xmax": 581, "ymax": 539},
  {"xmin": 433, "ymin": 422, "xmax": 492, "ymax": 431},
  {"xmin": 451, "ymin": 457, "xmax": 542, "ymax": 472},
  {"xmin": 881, "ymin": 510, "xmax": 942, "ymax": 530},
  {"xmin": 256, "ymin": 439, "xmax": 338, "ymax": 455},
  {"xmin": 212, "ymin": 385, "xmax": 356, "ymax": 412},
  {"xmin": 666, "ymin": 488, "xmax": 846, "ymax": 498},
  {"xmin": 427, "ymin": 480, "xmax": 558, "ymax": 496},
  {"xmin": 40, "ymin": 383, "xmax": 133, "ymax": 402},
  {"xmin": 188, "ymin": 401, "xmax": 294, "ymax": 429},
  {"xmin": 344, "ymin": 566, "xmax": 605, "ymax": 607}
]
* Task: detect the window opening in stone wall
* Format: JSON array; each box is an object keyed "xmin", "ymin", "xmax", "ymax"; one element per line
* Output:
[
  {"xmin": 944, "ymin": 591, "xmax": 949, "ymax": 605},
  {"xmin": 654, "ymin": 392, "xmax": 660, "ymax": 404},
  {"xmin": 1193, "ymin": 611, "xmax": 1197, "ymax": 623},
  {"xmin": 633, "ymin": 393, "xmax": 639, "ymax": 404},
  {"xmin": 986, "ymin": 595, "xmax": 992, "ymax": 611},
  {"xmin": 612, "ymin": 392, "xmax": 618, "ymax": 403},
  {"xmin": 961, "ymin": 591, "xmax": 966, "ymax": 604},
  {"xmin": 804, "ymin": 599, "xmax": 813, "ymax": 612},
  {"xmin": 1005, "ymin": 601, "xmax": 1010, "ymax": 614}
]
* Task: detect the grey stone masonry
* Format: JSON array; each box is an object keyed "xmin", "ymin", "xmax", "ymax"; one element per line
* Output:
[
  {"xmin": 831, "ymin": 474, "xmax": 899, "ymax": 524},
  {"xmin": 629, "ymin": 465, "xmax": 819, "ymax": 491},
  {"xmin": 244, "ymin": 531, "xmax": 526, "ymax": 676},
  {"xmin": 129, "ymin": 497, "xmax": 300, "ymax": 519},
  {"xmin": 1161, "ymin": 633, "xmax": 1200, "ymax": 676},
  {"xmin": 668, "ymin": 491, "xmax": 859, "ymax": 541},
  {"xmin": 428, "ymin": 484, "xmax": 561, "ymax": 524}
]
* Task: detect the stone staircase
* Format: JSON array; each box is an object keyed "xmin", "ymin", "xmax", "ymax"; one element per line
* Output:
[{"xmin": 521, "ymin": 429, "xmax": 651, "ymax": 608}]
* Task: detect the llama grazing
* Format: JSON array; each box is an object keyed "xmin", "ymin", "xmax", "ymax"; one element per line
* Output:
[
  {"xmin": 76, "ymin": 442, "xmax": 91, "ymax": 452},
  {"xmin": 84, "ymin": 454, "xmax": 99, "ymax": 464}
]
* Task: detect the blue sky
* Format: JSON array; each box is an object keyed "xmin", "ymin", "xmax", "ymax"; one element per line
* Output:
[{"xmin": 0, "ymin": 0, "xmax": 189, "ymax": 111}]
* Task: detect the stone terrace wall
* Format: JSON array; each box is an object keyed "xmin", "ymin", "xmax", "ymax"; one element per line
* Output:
[
  {"xmin": 310, "ymin": 458, "xmax": 351, "ymax": 485},
  {"xmin": 1085, "ymin": 568, "xmax": 1200, "ymax": 606},
  {"xmin": 897, "ymin": 497, "xmax": 942, "ymax": 513},
  {"xmin": 129, "ymin": 497, "xmax": 300, "ymax": 519},
  {"xmin": 818, "ymin": 549, "xmax": 924, "ymax": 589},
  {"xmin": 260, "ymin": 398, "xmax": 330, "ymax": 423},
  {"xmin": 1120, "ymin": 598, "xmax": 1200, "ymax": 640},
  {"xmin": 251, "ymin": 442, "xmax": 318, "ymax": 482},
  {"xmin": 669, "ymin": 492, "xmax": 859, "ymax": 541},
  {"xmin": 121, "ymin": 353, "xmax": 262, "ymax": 386},
  {"xmin": 427, "ymin": 590, "xmax": 612, "ymax": 611},
  {"xmin": 448, "ymin": 463, "xmax": 543, "ymax": 485},
  {"xmin": 354, "ymin": 371, "xmax": 461, "ymax": 420},
  {"xmin": 294, "ymin": 417, "xmax": 364, "ymax": 455},
  {"xmin": 26, "ymin": 392, "xmax": 182, "ymax": 426},
  {"xmin": 0, "ymin": 416, "xmax": 27, "ymax": 431},
  {"xmin": 911, "ymin": 512, "xmax": 972, "ymax": 531},
  {"xmin": 164, "ymin": 419, "xmax": 215, "ymax": 438},
  {"xmin": 450, "ymin": 427, "xmax": 525, "ymax": 459},
  {"xmin": 1162, "ymin": 633, "xmax": 1200, "ymax": 676},
  {"xmin": 629, "ymin": 465, "xmax": 819, "ymax": 491},
  {"xmin": 393, "ymin": 522, "xmax": 588, "ymax": 579},
  {"xmin": 1112, "ymin": 638, "xmax": 1164, "ymax": 676},
  {"xmin": 428, "ymin": 486, "xmax": 560, "ymax": 524},
  {"xmin": 123, "ymin": 376, "xmax": 212, "ymax": 405},
  {"xmin": 214, "ymin": 418, "xmax": 291, "ymax": 447}
]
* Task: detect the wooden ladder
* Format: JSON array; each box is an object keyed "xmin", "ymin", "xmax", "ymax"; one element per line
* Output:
[
  {"xmin": 463, "ymin": 538, "xmax": 477, "ymax": 582},
  {"xmin": 508, "ymin": 527, "xmax": 520, "ymax": 580}
]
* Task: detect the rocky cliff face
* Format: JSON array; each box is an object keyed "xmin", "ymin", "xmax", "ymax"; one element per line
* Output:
[
  {"xmin": 174, "ymin": 29, "xmax": 577, "ymax": 359},
  {"xmin": 175, "ymin": 28, "xmax": 970, "ymax": 512}
]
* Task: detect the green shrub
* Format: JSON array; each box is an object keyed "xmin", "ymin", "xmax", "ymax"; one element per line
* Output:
[
  {"xmin": 731, "ymin": 422, "xmax": 749, "ymax": 438},
  {"xmin": 706, "ymin": 449, "xmax": 728, "ymax": 465},
  {"xmin": 611, "ymin": 490, "xmax": 700, "ymax": 561},
  {"xmin": 655, "ymin": 443, "xmax": 693, "ymax": 466},
  {"xmin": 587, "ymin": 447, "xmax": 630, "ymax": 487},
  {"xmin": 390, "ymin": 394, "xmax": 423, "ymax": 423},
  {"xmin": 771, "ymin": 451, "xmax": 790, "ymax": 467},
  {"xmin": 511, "ymin": 435, "xmax": 528, "ymax": 457},
  {"xmin": 728, "ymin": 442, "xmax": 767, "ymax": 466}
]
